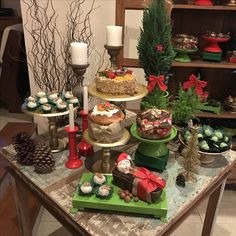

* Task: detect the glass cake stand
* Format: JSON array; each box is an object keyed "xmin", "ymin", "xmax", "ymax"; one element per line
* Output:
[
  {"xmin": 22, "ymin": 103, "xmax": 78, "ymax": 153},
  {"xmin": 83, "ymin": 129, "xmax": 130, "ymax": 174}
]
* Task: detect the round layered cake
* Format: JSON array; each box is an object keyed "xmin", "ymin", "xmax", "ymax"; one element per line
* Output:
[
  {"xmin": 96, "ymin": 68, "xmax": 138, "ymax": 95},
  {"xmin": 136, "ymin": 109, "xmax": 172, "ymax": 140},
  {"xmin": 88, "ymin": 102, "xmax": 125, "ymax": 143}
]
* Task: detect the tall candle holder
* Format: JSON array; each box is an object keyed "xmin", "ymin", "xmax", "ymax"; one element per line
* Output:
[
  {"xmin": 70, "ymin": 63, "xmax": 90, "ymax": 103},
  {"xmin": 104, "ymin": 44, "xmax": 123, "ymax": 68},
  {"xmin": 65, "ymin": 126, "xmax": 83, "ymax": 169},
  {"xmin": 78, "ymin": 110, "xmax": 94, "ymax": 157}
]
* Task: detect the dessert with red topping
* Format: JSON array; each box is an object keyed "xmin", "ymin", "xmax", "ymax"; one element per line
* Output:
[
  {"xmin": 136, "ymin": 109, "xmax": 172, "ymax": 139},
  {"xmin": 96, "ymin": 68, "xmax": 138, "ymax": 95}
]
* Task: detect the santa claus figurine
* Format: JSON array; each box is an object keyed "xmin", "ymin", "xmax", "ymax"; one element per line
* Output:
[{"xmin": 115, "ymin": 153, "xmax": 132, "ymax": 174}]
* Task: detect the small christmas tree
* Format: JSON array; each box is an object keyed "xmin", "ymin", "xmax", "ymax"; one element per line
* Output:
[
  {"xmin": 181, "ymin": 126, "xmax": 201, "ymax": 181},
  {"xmin": 137, "ymin": 0, "xmax": 175, "ymax": 110}
]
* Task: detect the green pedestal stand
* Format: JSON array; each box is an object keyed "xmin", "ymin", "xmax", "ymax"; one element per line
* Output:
[
  {"xmin": 130, "ymin": 124, "xmax": 177, "ymax": 172},
  {"xmin": 174, "ymin": 48, "xmax": 197, "ymax": 63}
]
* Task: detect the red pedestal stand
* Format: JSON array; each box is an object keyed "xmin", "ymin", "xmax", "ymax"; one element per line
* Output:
[
  {"xmin": 78, "ymin": 110, "xmax": 94, "ymax": 157},
  {"xmin": 65, "ymin": 126, "xmax": 83, "ymax": 169},
  {"xmin": 203, "ymin": 36, "xmax": 230, "ymax": 53},
  {"xmin": 195, "ymin": 0, "xmax": 212, "ymax": 5}
]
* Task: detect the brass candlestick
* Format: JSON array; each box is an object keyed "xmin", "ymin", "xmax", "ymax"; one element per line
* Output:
[
  {"xmin": 104, "ymin": 44, "xmax": 123, "ymax": 68},
  {"xmin": 70, "ymin": 63, "xmax": 90, "ymax": 103}
]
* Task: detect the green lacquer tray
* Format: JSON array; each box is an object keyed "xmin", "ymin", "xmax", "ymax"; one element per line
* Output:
[{"xmin": 71, "ymin": 173, "xmax": 167, "ymax": 221}]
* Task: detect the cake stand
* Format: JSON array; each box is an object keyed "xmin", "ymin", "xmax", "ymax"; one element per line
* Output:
[
  {"xmin": 130, "ymin": 124, "xmax": 177, "ymax": 172},
  {"xmin": 202, "ymin": 36, "xmax": 230, "ymax": 53},
  {"xmin": 88, "ymin": 83, "xmax": 148, "ymax": 106},
  {"xmin": 83, "ymin": 129, "xmax": 130, "ymax": 174},
  {"xmin": 22, "ymin": 103, "xmax": 78, "ymax": 153},
  {"xmin": 174, "ymin": 47, "xmax": 198, "ymax": 63}
]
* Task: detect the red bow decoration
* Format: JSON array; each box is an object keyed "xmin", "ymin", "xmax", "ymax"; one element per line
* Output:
[
  {"xmin": 147, "ymin": 75, "xmax": 168, "ymax": 93},
  {"xmin": 133, "ymin": 167, "xmax": 166, "ymax": 194},
  {"xmin": 183, "ymin": 74, "xmax": 207, "ymax": 95}
]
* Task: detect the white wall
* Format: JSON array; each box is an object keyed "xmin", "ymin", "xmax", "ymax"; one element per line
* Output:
[
  {"xmin": 19, "ymin": 0, "xmax": 144, "ymax": 133},
  {"xmin": 2, "ymin": 0, "xmax": 22, "ymax": 16}
]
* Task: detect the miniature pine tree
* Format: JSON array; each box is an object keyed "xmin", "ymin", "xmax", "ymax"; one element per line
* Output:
[
  {"xmin": 181, "ymin": 127, "xmax": 201, "ymax": 179},
  {"xmin": 137, "ymin": 0, "xmax": 175, "ymax": 110},
  {"xmin": 172, "ymin": 86, "xmax": 201, "ymax": 126}
]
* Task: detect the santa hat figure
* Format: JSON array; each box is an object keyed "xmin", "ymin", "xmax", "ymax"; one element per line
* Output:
[{"xmin": 116, "ymin": 153, "xmax": 131, "ymax": 174}]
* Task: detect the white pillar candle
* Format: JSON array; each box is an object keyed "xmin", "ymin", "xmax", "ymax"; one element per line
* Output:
[
  {"xmin": 83, "ymin": 86, "xmax": 88, "ymax": 113},
  {"xmin": 106, "ymin": 26, "xmax": 123, "ymax": 46},
  {"xmin": 70, "ymin": 42, "xmax": 88, "ymax": 65},
  {"xmin": 69, "ymin": 104, "xmax": 75, "ymax": 130}
]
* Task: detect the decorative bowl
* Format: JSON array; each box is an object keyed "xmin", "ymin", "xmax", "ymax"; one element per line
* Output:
[{"xmin": 178, "ymin": 134, "xmax": 231, "ymax": 164}]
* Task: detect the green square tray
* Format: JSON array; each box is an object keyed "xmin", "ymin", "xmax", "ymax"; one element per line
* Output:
[{"xmin": 71, "ymin": 173, "xmax": 167, "ymax": 221}]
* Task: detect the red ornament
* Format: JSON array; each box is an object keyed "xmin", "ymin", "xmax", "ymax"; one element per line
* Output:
[
  {"xmin": 156, "ymin": 44, "xmax": 164, "ymax": 52},
  {"xmin": 147, "ymin": 75, "xmax": 168, "ymax": 92}
]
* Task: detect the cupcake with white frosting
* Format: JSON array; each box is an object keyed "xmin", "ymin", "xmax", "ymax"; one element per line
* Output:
[
  {"xmin": 93, "ymin": 173, "xmax": 106, "ymax": 186},
  {"xmin": 41, "ymin": 104, "xmax": 52, "ymax": 113},
  {"xmin": 27, "ymin": 101, "xmax": 38, "ymax": 111},
  {"xmin": 57, "ymin": 101, "xmax": 67, "ymax": 111},
  {"xmin": 39, "ymin": 96, "xmax": 49, "ymax": 105},
  {"xmin": 79, "ymin": 182, "xmax": 93, "ymax": 196},
  {"xmin": 64, "ymin": 91, "xmax": 74, "ymax": 99},
  {"xmin": 36, "ymin": 91, "xmax": 46, "ymax": 98},
  {"xmin": 68, "ymin": 96, "xmax": 79, "ymax": 106}
]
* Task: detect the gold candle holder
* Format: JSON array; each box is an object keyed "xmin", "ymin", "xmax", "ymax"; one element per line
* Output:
[{"xmin": 104, "ymin": 44, "xmax": 123, "ymax": 68}]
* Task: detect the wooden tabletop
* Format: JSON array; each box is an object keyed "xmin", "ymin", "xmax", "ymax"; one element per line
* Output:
[{"xmin": 1, "ymin": 138, "xmax": 236, "ymax": 235}]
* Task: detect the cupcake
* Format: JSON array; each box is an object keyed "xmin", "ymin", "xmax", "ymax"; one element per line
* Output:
[
  {"xmin": 53, "ymin": 97, "xmax": 63, "ymax": 105},
  {"xmin": 41, "ymin": 104, "xmax": 52, "ymax": 113},
  {"xmin": 48, "ymin": 93, "xmax": 58, "ymax": 100},
  {"xmin": 57, "ymin": 101, "xmax": 67, "ymax": 111},
  {"xmin": 36, "ymin": 91, "xmax": 46, "ymax": 98},
  {"xmin": 96, "ymin": 185, "xmax": 113, "ymax": 199},
  {"xmin": 27, "ymin": 101, "xmax": 38, "ymax": 111},
  {"xmin": 64, "ymin": 91, "xmax": 74, "ymax": 99},
  {"xmin": 93, "ymin": 173, "xmax": 106, "ymax": 186},
  {"xmin": 39, "ymin": 96, "xmax": 49, "ymax": 105},
  {"xmin": 26, "ymin": 95, "xmax": 36, "ymax": 102},
  {"xmin": 68, "ymin": 97, "xmax": 79, "ymax": 106},
  {"xmin": 79, "ymin": 182, "xmax": 93, "ymax": 195}
]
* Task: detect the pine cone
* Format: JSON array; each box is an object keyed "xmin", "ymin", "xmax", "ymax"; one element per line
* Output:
[
  {"xmin": 33, "ymin": 142, "xmax": 55, "ymax": 174},
  {"xmin": 12, "ymin": 132, "xmax": 35, "ymax": 165},
  {"xmin": 176, "ymin": 173, "xmax": 186, "ymax": 188}
]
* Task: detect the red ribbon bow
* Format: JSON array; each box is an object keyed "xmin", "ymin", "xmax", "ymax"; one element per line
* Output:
[
  {"xmin": 147, "ymin": 75, "xmax": 168, "ymax": 93},
  {"xmin": 133, "ymin": 167, "xmax": 166, "ymax": 193},
  {"xmin": 183, "ymin": 74, "xmax": 207, "ymax": 95}
]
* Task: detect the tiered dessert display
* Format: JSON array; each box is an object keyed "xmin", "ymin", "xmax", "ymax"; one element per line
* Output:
[
  {"xmin": 85, "ymin": 67, "xmax": 148, "ymax": 174},
  {"xmin": 22, "ymin": 91, "xmax": 78, "ymax": 153}
]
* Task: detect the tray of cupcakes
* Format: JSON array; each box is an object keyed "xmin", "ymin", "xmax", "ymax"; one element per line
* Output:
[
  {"xmin": 23, "ymin": 91, "xmax": 79, "ymax": 114},
  {"xmin": 71, "ymin": 153, "xmax": 167, "ymax": 220}
]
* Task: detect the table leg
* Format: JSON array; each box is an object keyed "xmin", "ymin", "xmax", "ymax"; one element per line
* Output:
[
  {"xmin": 11, "ymin": 177, "xmax": 32, "ymax": 236},
  {"xmin": 201, "ymin": 178, "xmax": 226, "ymax": 236}
]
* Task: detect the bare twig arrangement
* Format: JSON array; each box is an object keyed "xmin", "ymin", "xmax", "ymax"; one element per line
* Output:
[{"xmin": 22, "ymin": 0, "xmax": 103, "ymax": 92}]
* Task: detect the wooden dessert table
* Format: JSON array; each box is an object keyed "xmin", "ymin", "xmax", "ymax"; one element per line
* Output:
[{"xmin": 1, "ymin": 117, "xmax": 236, "ymax": 235}]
